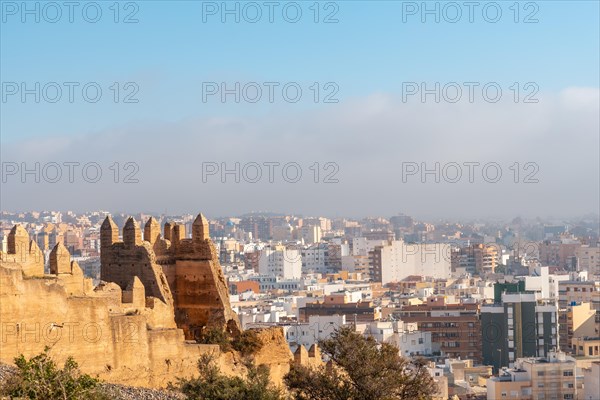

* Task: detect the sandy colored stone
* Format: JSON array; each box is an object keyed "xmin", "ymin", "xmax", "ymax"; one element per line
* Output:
[{"xmin": 0, "ymin": 217, "xmax": 301, "ymax": 389}]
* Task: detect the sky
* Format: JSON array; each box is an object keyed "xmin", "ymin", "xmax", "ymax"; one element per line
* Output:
[{"xmin": 1, "ymin": 0, "xmax": 599, "ymax": 219}]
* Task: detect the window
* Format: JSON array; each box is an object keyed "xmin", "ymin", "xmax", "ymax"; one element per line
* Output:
[
  {"xmin": 564, "ymin": 395, "xmax": 574, "ymax": 400},
  {"xmin": 538, "ymin": 371, "xmax": 545, "ymax": 376},
  {"xmin": 563, "ymin": 370, "xmax": 573, "ymax": 376}
]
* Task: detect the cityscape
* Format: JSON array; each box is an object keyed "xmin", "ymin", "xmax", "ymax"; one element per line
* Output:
[
  {"xmin": 1, "ymin": 0, "xmax": 599, "ymax": 399},
  {"xmin": 1, "ymin": 210, "xmax": 599, "ymax": 399}
]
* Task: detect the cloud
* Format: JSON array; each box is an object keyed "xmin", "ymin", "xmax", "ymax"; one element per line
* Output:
[{"xmin": 2, "ymin": 87, "xmax": 598, "ymax": 219}]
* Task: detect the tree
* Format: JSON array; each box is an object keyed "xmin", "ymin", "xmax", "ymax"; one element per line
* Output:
[
  {"xmin": 285, "ymin": 326, "xmax": 436, "ymax": 400},
  {"xmin": 0, "ymin": 347, "xmax": 109, "ymax": 400},
  {"xmin": 173, "ymin": 354, "xmax": 282, "ymax": 400}
]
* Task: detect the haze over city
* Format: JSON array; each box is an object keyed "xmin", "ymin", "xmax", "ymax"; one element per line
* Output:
[
  {"xmin": 1, "ymin": 1, "xmax": 599, "ymax": 399},
  {"xmin": 2, "ymin": 2, "xmax": 599, "ymax": 218}
]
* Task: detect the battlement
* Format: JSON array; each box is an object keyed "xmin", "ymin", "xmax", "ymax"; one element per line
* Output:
[
  {"xmin": 0, "ymin": 220, "xmax": 293, "ymax": 389},
  {"xmin": 1, "ymin": 224, "xmax": 44, "ymax": 276},
  {"xmin": 100, "ymin": 213, "xmax": 240, "ymax": 339},
  {"xmin": 0, "ymin": 227, "xmax": 218, "ymax": 388},
  {"xmin": 293, "ymin": 344, "xmax": 323, "ymax": 368}
]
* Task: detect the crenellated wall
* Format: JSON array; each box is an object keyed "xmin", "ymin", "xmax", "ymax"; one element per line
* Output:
[
  {"xmin": 0, "ymin": 232, "xmax": 218, "ymax": 388},
  {"xmin": 100, "ymin": 217, "xmax": 174, "ymax": 307},
  {"xmin": 3, "ymin": 225, "xmax": 44, "ymax": 276},
  {"xmin": 100, "ymin": 214, "xmax": 240, "ymax": 339},
  {"xmin": 0, "ymin": 218, "xmax": 296, "ymax": 389}
]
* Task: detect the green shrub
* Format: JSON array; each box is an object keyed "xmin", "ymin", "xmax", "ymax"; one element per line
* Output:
[
  {"xmin": 285, "ymin": 326, "xmax": 436, "ymax": 400},
  {"xmin": 172, "ymin": 354, "xmax": 282, "ymax": 400},
  {"xmin": 231, "ymin": 329, "xmax": 263, "ymax": 356},
  {"xmin": 196, "ymin": 327, "xmax": 232, "ymax": 352},
  {"xmin": 197, "ymin": 327, "xmax": 263, "ymax": 356},
  {"xmin": 0, "ymin": 347, "xmax": 109, "ymax": 400}
]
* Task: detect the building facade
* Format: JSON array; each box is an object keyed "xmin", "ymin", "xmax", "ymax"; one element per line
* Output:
[
  {"xmin": 482, "ymin": 292, "xmax": 557, "ymax": 370},
  {"xmin": 369, "ymin": 240, "xmax": 451, "ymax": 284},
  {"xmin": 258, "ymin": 245, "xmax": 302, "ymax": 279},
  {"xmin": 396, "ymin": 297, "xmax": 482, "ymax": 363}
]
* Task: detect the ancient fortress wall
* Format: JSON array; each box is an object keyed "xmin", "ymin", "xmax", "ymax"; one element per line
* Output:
[
  {"xmin": 0, "ymin": 215, "xmax": 294, "ymax": 388},
  {"xmin": 101, "ymin": 214, "xmax": 240, "ymax": 339}
]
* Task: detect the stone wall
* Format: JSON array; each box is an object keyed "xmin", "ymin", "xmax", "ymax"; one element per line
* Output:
[
  {"xmin": 101, "ymin": 214, "xmax": 240, "ymax": 339},
  {"xmin": 0, "ymin": 216, "xmax": 307, "ymax": 390},
  {"xmin": 0, "ymin": 218, "xmax": 299, "ymax": 389},
  {"xmin": 252, "ymin": 327, "xmax": 295, "ymax": 386},
  {"xmin": 0, "ymin": 234, "xmax": 217, "ymax": 388}
]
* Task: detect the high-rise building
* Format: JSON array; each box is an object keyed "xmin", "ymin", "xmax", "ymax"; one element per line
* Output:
[
  {"xmin": 558, "ymin": 280, "xmax": 600, "ymax": 310},
  {"xmin": 369, "ymin": 240, "xmax": 451, "ymax": 284},
  {"xmin": 240, "ymin": 216, "xmax": 272, "ymax": 241},
  {"xmin": 325, "ymin": 241, "xmax": 346, "ymax": 273},
  {"xmin": 451, "ymin": 243, "xmax": 498, "ymax": 275},
  {"xmin": 299, "ymin": 225, "xmax": 321, "ymax": 244},
  {"xmin": 301, "ymin": 243, "xmax": 329, "ymax": 274},
  {"xmin": 302, "ymin": 217, "xmax": 331, "ymax": 232},
  {"xmin": 575, "ymin": 244, "xmax": 600, "ymax": 279},
  {"xmin": 539, "ymin": 239, "xmax": 581, "ymax": 270},
  {"xmin": 258, "ymin": 244, "xmax": 302, "ymax": 279},
  {"xmin": 481, "ymin": 291, "xmax": 558, "ymax": 370},
  {"xmin": 558, "ymin": 302, "xmax": 598, "ymax": 352}
]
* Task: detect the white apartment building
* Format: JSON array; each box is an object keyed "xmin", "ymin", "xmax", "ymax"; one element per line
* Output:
[
  {"xmin": 284, "ymin": 314, "xmax": 346, "ymax": 351},
  {"xmin": 525, "ymin": 266, "xmax": 571, "ymax": 300},
  {"xmin": 301, "ymin": 243, "xmax": 328, "ymax": 274},
  {"xmin": 352, "ymin": 237, "xmax": 387, "ymax": 256},
  {"xmin": 370, "ymin": 240, "xmax": 451, "ymax": 284},
  {"xmin": 249, "ymin": 275, "xmax": 303, "ymax": 292},
  {"xmin": 395, "ymin": 330, "xmax": 433, "ymax": 357},
  {"xmin": 258, "ymin": 245, "xmax": 302, "ymax": 279}
]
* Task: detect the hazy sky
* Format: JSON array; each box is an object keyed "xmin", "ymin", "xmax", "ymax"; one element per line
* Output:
[{"xmin": 1, "ymin": 1, "xmax": 599, "ymax": 218}]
